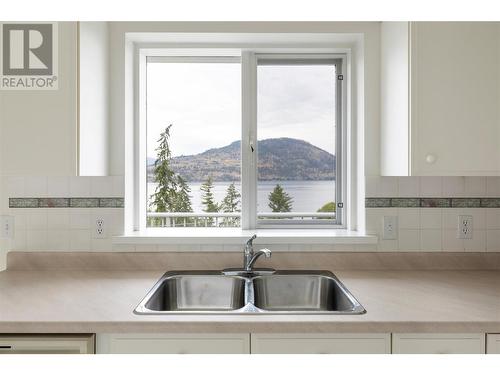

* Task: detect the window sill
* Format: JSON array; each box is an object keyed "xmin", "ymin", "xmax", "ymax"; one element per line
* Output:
[{"xmin": 113, "ymin": 228, "xmax": 377, "ymax": 247}]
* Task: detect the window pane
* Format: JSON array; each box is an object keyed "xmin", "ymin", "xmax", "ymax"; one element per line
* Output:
[
  {"xmin": 257, "ymin": 62, "xmax": 337, "ymax": 222},
  {"xmin": 146, "ymin": 62, "xmax": 241, "ymax": 227}
]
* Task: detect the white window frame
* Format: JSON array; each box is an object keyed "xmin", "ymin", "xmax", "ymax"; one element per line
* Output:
[
  {"xmin": 132, "ymin": 40, "xmax": 354, "ymax": 235},
  {"xmin": 251, "ymin": 53, "xmax": 346, "ymax": 229}
]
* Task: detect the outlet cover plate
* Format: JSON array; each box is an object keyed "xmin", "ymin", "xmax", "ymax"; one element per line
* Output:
[
  {"xmin": 93, "ymin": 218, "xmax": 107, "ymax": 239},
  {"xmin": 0, "ymin": 215, "xmax": 14, "ymax": 239},
  {"xmin": 383, "ymin": 216, "xmax": 398, "ymax": 240},
  {"xmin": 458, "ymin": 215, "xmax": 473, "ymax": 239}
]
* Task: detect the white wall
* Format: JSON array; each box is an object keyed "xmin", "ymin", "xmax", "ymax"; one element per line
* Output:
[
  {"xmin": 0, "ymin": 22, "xmax": 78, "ymax": 177},
  {"xmin": 78, "ymin": 22, "xmax": 110, "ymax": 176},
  {"xmin": 0, "ymin": 22, "xmax": 77, "ymax": 268},
  {"xmin": 380, "ymin": 22, "xmax": 409, "ymax": 176}
]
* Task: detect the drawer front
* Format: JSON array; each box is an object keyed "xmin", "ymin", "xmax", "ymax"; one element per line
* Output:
[
  {"xmin": 393, "ymin": 334, "xmax": 485, "ymax": 354},
  {"xmin": 251, "ymin": 334, "xmax": 391, "ymax": 354},
  {"xmin": 0, "ymin": 334, "xmax": 95, "ymax": 354},
  {"xmin": 486, "ymin": 334, "xmax": 500, "ymax": 354},
  {"xmin": 97, "ymin": 334, "xmax": 250, "ymax": 354}
]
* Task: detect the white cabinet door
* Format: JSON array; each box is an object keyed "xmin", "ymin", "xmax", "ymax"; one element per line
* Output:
[
  {"xmin": 96, "ymin": 333, "xmax": 250, "ymax": 354},
  {"xmin": 251, "ymin": 333, "xmax": 391, "ymax": 354},
  {"xmin": 486, "ymin": 334, "xmax": 500, "ymax": 353},
  {"xmin": 0, "ymin": 334, "xmax": 95, "ymax": 354},
  {"xmin": 381, "ymin": 22, "xmax": 500, "ymax": 176},
  {"xmin": 410, "ymin": 22, "xmax": 500, "ymax": 176},
  {"xmin": 393, "ymin": 333, "xmax": 485, "ymax": 354}
]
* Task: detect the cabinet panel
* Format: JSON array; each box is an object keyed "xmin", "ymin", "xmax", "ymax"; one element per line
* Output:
[
  {"xmin": 251, "ymin": 333, "xmax": 391, "ymax": 354},
  {"xmin": 381, "ymin": 22, "xmax": 500, "ymax": 176},
  {"xmin": 486, "ymin": 334, "xmax": 500, "ymax": 353},
  {"xmin": 0, "ymin": 334, "xmax": 95, "ymax": 354},
  {"xmin": 411, "ymin": 22, "xmax": 500, "ymax": 176},
  {"xmin": 393, "ymin": 333, "xmax": 485, "ymax": 354},
  {"xmin": 96, "ymin": 333, "xmax": 250, "ymax": 354}
]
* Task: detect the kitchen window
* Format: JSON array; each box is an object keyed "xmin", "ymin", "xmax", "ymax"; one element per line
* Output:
[{"xmin": 140, "ymin": 50, "xmax": 346, "ymax": 230}]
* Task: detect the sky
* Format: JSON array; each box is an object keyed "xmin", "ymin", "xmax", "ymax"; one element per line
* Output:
[{"xmin": 146, "ymin": 61, "xmax": 336, "ymax": 158}]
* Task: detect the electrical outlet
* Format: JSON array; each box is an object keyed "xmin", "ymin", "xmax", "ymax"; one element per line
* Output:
[
  {"xmin": 383, "ymin": 216, "xmax": 398, "ymax": 240},
  {"xmin": 458, "ymin": 215, "xmax": 473, "ymax": 239},
  {"xmin": 0, "ymin": 215, "xmax": 14, "ymax": 239},
  {"xmin": 93, "ymin": 218, "xmax": 107, "ymax": 239}
]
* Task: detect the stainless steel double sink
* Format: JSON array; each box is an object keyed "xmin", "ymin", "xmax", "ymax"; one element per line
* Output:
[{"xmin": 134, "ymin": 270, "xmax": 365, "ymax": 315}]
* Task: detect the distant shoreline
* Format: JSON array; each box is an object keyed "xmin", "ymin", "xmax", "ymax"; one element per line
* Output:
[{"xmin": 148, "ymin": 180, "xmax": 336, "ymax": 212}]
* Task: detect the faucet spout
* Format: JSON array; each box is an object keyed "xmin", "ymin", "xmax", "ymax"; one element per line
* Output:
[
  {"xmin": 221, "ymin": 236, "xmax": 274, "ymax": 276},
  {"xmin": 245, "ymin": 248, "xmax": 272, "ymax": 272}
]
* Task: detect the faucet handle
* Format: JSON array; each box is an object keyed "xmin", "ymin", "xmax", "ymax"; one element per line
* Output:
[
  {"xmin": 260, "ymin": 248, "xmax": 272, "ymax": 258},
  {"xmin": 246, "ymin": 234, "xmax": 257, "ymax": 247}
]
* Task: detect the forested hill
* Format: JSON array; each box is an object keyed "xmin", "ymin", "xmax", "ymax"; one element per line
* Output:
[{"xmin": 147, "ymin": 137, "xmax": 335, "ymax": 182}]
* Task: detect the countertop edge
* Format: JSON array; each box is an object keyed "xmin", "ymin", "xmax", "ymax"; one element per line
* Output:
[{"xmin": 1, "ymin": 321, "xmax": 499, "ymax": 334}]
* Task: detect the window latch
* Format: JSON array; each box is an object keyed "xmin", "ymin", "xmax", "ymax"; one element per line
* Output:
[
  {"xmin": 337, "ymin": 74, "xmax": 343, "ymax": 81},
  {"xmin": 250, "ymin": 141, "xmax": 254, "ymax": 153},
  {"xmin": 337, "ymin": 202, "xmax": 344, "ymax": 209}
]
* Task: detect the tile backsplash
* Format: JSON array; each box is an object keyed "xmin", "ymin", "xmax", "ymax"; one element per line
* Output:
[
  {"xmin": 365, "ymin": 176, "xmax": 500, "ymax": 198},
  {"xmin": 365, "ymin": 176, "xmax": 500, "ymax": 252},
  {"xmin": 1, "ymin": 175, "xmax": 500, "ymax": 253},
  {"xmin": 1, "ymin": 176, "xmax": 125, "ymax": 253}
]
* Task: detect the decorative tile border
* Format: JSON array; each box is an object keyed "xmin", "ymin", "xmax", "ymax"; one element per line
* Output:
[
  {"xmin": 39, "ymin": 198, "xmax": 70, "ymax": 208},
  {"xmin": 365, "ymin": 198, "xmax": 391, "ymax": 208},
  {"xmin": 70, "ymin": 198, "xmax": 100, "ymax": 208},
  {"xmin": 99, "ymin": 198, "xmax": 125, "ymax": 208},
  {"xmin": 391, "ymin": 198, "xmax": 420, "ymax": 208},
  {"xmin": 451, "ymin": 198, "xmax": 481, "ymax": 208},
  {"xmin": 481, "ymin": 198, "xmax": 500, "ymax": 208},
  {"xmin": 8, "ymin": 198, "xmax": 39, "ymax": 208},
  {"xmin": 366, "ymin": 197, "xmax": 500, "ymax": 208},
  {"xmin": 9, "ymin": 196, "xmax": 500, "ymax": 210},
  {"xmin": 420, "ymin": 198, "xmax": 451, "ymax": 208},
  {"xmin": 9, "ymin": 197, "xmax": 124, "ymax": 208}
]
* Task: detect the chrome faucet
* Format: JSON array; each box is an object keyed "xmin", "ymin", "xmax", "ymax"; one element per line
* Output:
[{"xmin": 244, "ymin": 235, "xmax": 271, "ymax": 272}]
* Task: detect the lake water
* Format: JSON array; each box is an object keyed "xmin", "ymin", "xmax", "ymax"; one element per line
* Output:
[{"xmin": 147, "ymin": 180, "xmax": 335, "ymax": 212}]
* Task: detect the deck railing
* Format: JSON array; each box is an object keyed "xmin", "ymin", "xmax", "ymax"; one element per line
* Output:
[{"xmin": 146, "ymin": 212, "xmax": 335, "ymax": 227}]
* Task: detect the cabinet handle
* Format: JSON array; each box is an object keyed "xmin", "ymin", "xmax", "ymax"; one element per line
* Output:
[{"xmin": 425, "ymin": 154, "xmax": 437, "ymax": 164}]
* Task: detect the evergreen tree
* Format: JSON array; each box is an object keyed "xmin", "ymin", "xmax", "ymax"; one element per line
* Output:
[
  {"xmin": 201, "ymin": 176, "xmax": 218, "ymax": 212},
  {"xmin": 268, "ymin": 184, "xmax": 293, "ymax": 212},
  {"xmin": 171, "ymin": 175, "xmax": 193, "ymax": 226},
  {"xmin": 150, "ymin": 124, "xmax": 177, "ymax": 213},
  {"xmin": 149, "ymin": 124, "xmax": 193, "ymax": 226},
  {"xmin": 174, "ymin": 175, "xmax": 193, "ymax": 212},
  {"xmin": 200, "ymin": 176, "xmax": 218, "ymax": 225},
  {"xmin": 221, "ymin": 182, "xmax": 241, "ymax": 227}
]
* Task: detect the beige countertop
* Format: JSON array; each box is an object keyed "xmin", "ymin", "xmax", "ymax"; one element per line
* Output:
[{"xmin": 1, "ymin": 268, "xmax": 500, "ymax": 333}]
